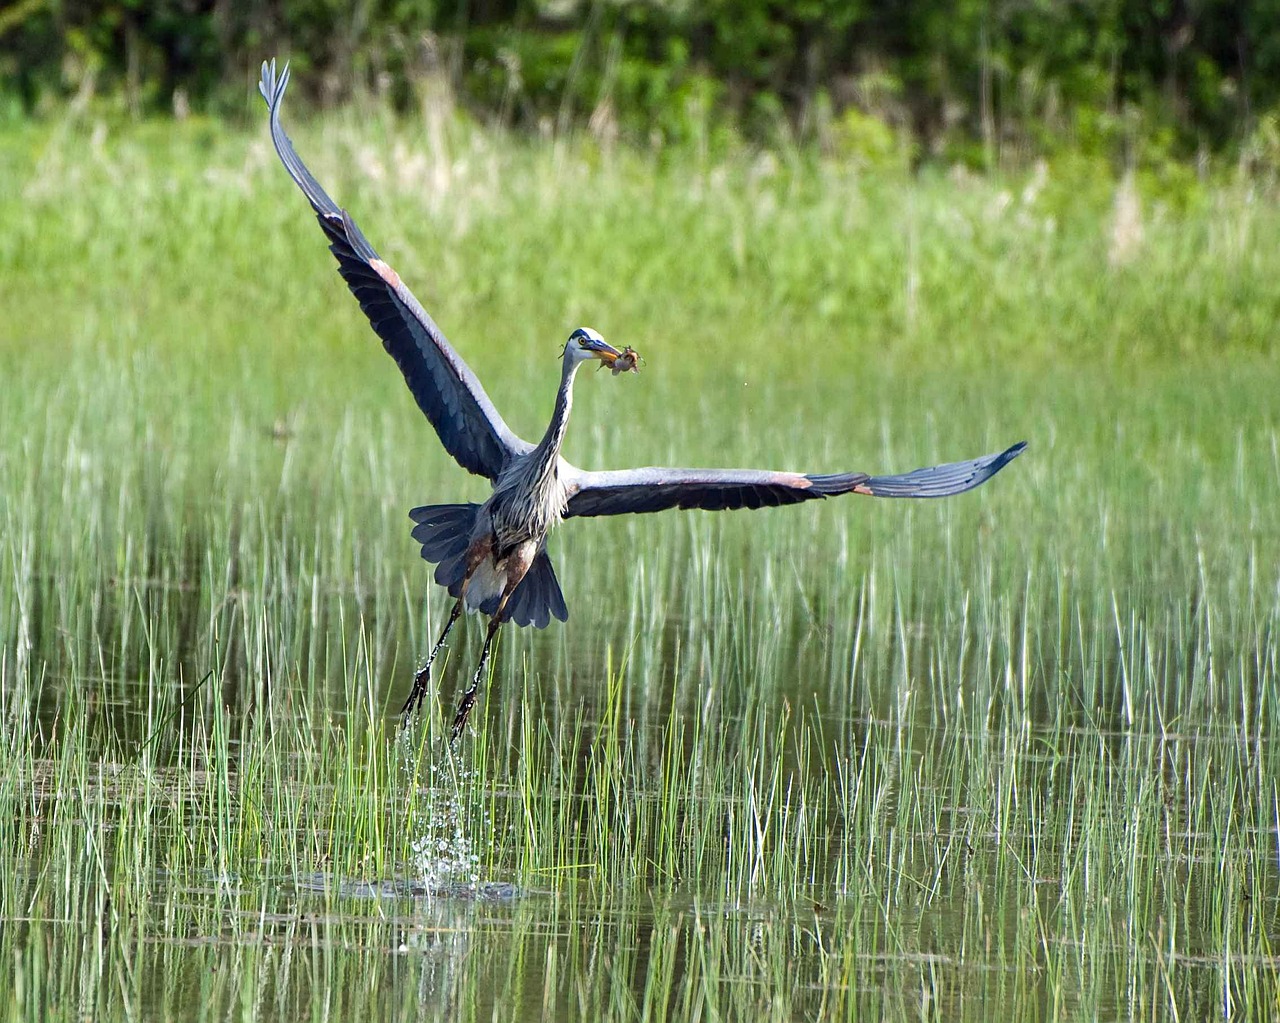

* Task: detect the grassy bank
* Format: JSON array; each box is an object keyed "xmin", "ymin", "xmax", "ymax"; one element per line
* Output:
[{"xmin": 0, "ymin": 109, "xmax": 1277, "ymax": 1020}]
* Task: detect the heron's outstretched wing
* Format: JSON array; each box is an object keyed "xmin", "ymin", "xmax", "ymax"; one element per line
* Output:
[
  {"xmin": 259, "ymin": 60, "xmax": 532, "ymax": 480},
  {"xmin": 563, "ymin": 442, "xmax": 1026, "ymax": 518}
]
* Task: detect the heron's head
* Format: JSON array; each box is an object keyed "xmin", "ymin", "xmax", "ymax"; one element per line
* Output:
[{"xmin": 562, "ymin": 327, "xmax": 638, "ymax": 375}]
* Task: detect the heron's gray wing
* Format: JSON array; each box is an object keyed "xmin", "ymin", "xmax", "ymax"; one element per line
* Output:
[
  {"xmin": 563, "ymin": 442, "xmax": 1026, "ymax": 518},
  {"xmin": 259, "ymin": 60, "xmax": 532, "ymax": 480}
]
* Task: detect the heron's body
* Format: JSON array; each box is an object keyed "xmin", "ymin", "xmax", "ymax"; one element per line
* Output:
[
  {"xmin": 410, "ymin": 345, "xmax": 588, "ymax": 629},
  {"xmin": 258, "ymin": 59, "xmax": 1027, "ymax": 737}
]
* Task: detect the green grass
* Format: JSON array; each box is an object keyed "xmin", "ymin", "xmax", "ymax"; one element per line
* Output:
[{"xmin": 0, "ymin": 104, "xmax": 1278, "ymax": 1021}]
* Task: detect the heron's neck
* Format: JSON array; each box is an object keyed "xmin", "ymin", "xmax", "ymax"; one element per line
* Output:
[{"xmin": 529, "ymin": 358, "xmax": 581, "ymax": 478}]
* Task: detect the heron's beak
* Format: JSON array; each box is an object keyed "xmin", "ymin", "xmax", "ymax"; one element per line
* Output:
[
  {"xmin": 581, "ymin": 336, "xmax": 625, "ymax": 366},
  {"xmin": 583, "ymin": 338, "xmax": 641, "ymax": 375}
]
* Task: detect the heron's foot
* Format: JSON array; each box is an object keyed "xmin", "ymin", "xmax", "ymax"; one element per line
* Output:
[
  {"xmin": 450, "ymin": 683, "xmax": 480, "ymax": 741},
  {"xmin": 399, "ymin": 664, "xmax": 433, "ymax": 725}
]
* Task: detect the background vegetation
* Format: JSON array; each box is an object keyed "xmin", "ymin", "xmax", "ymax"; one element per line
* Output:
[
  {"xmin": 1, "ymin": 5, "xmax": 1279, "ymax": 1019},
  {"xmin": 0, "ymin": 96, "xmax": 1278, "ymax": 1018},
  {"xmin": 6, "ymin": 0, "xmax": 1280, "ymax": 171}
]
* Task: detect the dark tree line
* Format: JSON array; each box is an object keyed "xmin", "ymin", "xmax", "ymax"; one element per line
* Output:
[{"xmin": 2, "ymin": 0, "xmax": 1277, "ymax": 160}]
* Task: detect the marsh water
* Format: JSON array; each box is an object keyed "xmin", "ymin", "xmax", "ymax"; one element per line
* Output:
[{"xmin": 4, "ymin": 587, "xmax": 1277, "ymax": 1022}]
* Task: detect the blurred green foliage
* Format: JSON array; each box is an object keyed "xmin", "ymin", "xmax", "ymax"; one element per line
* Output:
[{"xmin": 2, "ymin": 0, "xmax": 1280, "ymax": 166}]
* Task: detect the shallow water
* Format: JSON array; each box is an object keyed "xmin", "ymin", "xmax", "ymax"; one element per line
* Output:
[{"xmin": 3, "ymin": 665, "xmax": 1278, "ymax": 1022}]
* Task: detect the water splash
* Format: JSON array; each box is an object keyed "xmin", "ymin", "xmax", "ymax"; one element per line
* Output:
[
  {"xmin": 411, "ymin": 763, "xmax": 481, "ymax": 887},
  {"xmin": 399, "ymin": 732, "xmax": 485, "ymax": 892}
]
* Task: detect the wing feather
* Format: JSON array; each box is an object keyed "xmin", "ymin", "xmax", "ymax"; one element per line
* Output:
[
  {"xmin": 258, "ymin": 60, "xmax": 531, "ymax": 480},
  {"xmin": 563, "ymin": 443, "xmax": 1026, "ymax": 519}
]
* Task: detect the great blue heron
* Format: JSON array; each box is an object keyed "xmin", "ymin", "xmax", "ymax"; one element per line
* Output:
[{"xmin": 258, "ymin": 60, "xmax": 1026, "ymax": 738}]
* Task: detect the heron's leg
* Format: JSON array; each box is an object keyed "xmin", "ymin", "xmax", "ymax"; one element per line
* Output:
[
  {"xmin": 450, "ymin": 614, "xmax": 504, "ymax": 740},
  {"xmin": 449, "ymin": 545, "xmax": 531, "ymax": 740},
  {"xmin": 401, "ymin": 546, "xmax": 490, "ymax": 725},
  {"xmin": 400, "ymin": 597, "xmax": 464, "ymax": 723}
]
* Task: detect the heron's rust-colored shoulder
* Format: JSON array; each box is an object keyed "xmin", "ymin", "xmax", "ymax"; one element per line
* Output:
[{"xmin": 369, "ymin": 258, "xmax": 402, "ymax": 289}]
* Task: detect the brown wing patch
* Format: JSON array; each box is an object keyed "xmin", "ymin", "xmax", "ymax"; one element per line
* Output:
[
  {"xmin": 783, "ymin": 473, "xmax": 812, "ymax": 490},
  {"xmin": 852, "ymin": 483, "xmax": 874, "ymax": 495},
  {"xmin": 369, "ymin": 258, "xmax": 402, "ymax": 289}
]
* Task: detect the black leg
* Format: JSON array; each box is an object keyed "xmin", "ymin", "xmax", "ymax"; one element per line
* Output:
[
  {"xmin": 400, "ymin": 598, "xmax": 464, "ymax": 724},
  {"xmin": 450, "ymin": 616, "xmax": 502, "ymax": 740}
]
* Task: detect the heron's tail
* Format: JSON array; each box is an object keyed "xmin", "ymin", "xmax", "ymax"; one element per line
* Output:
[
  {"xmin": 502, "ymin": 551, "xmax": 568, "ymax": 629},
  {"xmin": 408, "ymin": 504, "xmax": 568, "ymax": 629},
  {"xmin": 410, "ymin": 503, "xmax": 480, "ymax": 583}
]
